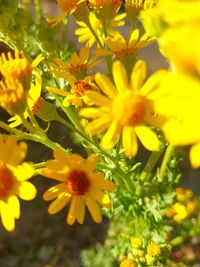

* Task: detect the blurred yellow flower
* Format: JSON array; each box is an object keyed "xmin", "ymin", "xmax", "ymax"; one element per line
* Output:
[
  {"xmin": 41, "ymin": 152, "xmax": 116, "ymax": 225},
  {"xmin": 75, "ymin": 12, "xmax": 126, "ymax": 47},
  {"xmin": 95, "ymin": 29, "xmax": 155, "ymax": 60},
  {"xmin": 0, "ymin": 51, "xmax": 43, "ymax": 90},
  {"xmin": 120, "ymin": 258, "xmax": 136, "ymax": 267},
  {"xmin": 0, "ymin": 136, "xmax": 36, "ymax": 231},
  {"xmin": 80, "ymin": 60, "xmax": 163, "ymax": 157},
  {"xmin": 131, "ymin": 236, "xmax": 143, "ymax": 249},
  {"xmin": 48, "ymin": 0, "xmax": 87, "ymax": 27},
  {"xmin": 49, "ymin": 46, "xmax": 100, "ymax": 79}
]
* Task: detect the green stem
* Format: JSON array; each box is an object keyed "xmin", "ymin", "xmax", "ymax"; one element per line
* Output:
[
  {"xmin": 19, "ymin": 114, "xmax": 36, "ymax": 133},
  {"xmin": 86, "ymin": 21, "xmax": 104, "ymax": 48},
  {"xmin": 159, "ymin": 144, "xmax": 175, "ymax": 179},
  {"xmin": 34, "ymin": 0, "xmax": 42, "ymax": 24},
  {"xmin": 140, "ymin": 146, "xmax": 165, "ymax": 181},
  {"xmin": 34, "ymin": 162, "xmax": 46, "ymax": 169}
]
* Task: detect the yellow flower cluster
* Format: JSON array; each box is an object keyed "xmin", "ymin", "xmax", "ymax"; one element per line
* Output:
[{"xmin": 166, "ymin": 187, "xmax": 197, "ymax": 223}]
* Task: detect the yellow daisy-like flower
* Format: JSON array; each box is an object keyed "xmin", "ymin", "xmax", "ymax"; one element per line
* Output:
[
  {"xmin": 8, "ymin": 72, "xmax": 42, "ymax": 127},
  {"xmin": 47, "ymin": 0, "xmax": 87, "ymax": 27},
  {"xmin": 75, "ymin": 12, "xmax": 126, "ymax": 47},
  {"xmin": 120, "ymin": 258, "xmax": 136, "ymax": 267},
  {"xmin": 0, "ymin": 135, "xmax": 36, "ymax": 231},
  {"xmin": 47, "ymin": 74, "xmax": 97, "ymax": 107},
  {"xmin": 80, "ymin": 60, "xmax": 162, "ymax": 157},
  {"xmin": 0, "ymin": 51, "xmax": 43, "ymax": 89},
  {"xmin": 147, "ymin": 242, "xmax": 161, "ymax": 257},
  {"xmin": 49, "ymin": 46, "xmax": 100, "ymax": 80},
  {"xmin": 41, "ymin": 152, "xmax": 116, "ymax": 225},
  {"xmin": 95, "ymin": 29, "xmax": 155, "ymax": 60}
]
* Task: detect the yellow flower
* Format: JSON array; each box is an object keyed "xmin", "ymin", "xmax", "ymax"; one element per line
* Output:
[
  {"xmin": 159, "ymin": 22, "xmax": 200, "ymax": 77},
  {"xmin": 0, "ymin": 78, "xmax": 27, "ymax": 115},
  {"xmin": 7, "ymin": 72, "xmax": 42, "ymax": 127},
  {"xmin": 147, "ymin": 242, "xmax": 161, "ymax": 257},
  {"xmin": 88, "ymin": 0, "xmax": 122, "ymax": 24},
  {"xmin": 49, "ymin": 46, "xmax": 100, "ymax": 80},
  {"xmin": 125, "ymin": 0, "xmax": 158, "ymax": 24},
  {"xmin": 176, "ymin": 187, "xmax": 193, "ymax": 203},
  {"xmin": 131, "ymin": 236, "xmax": 143, "ymax": 249},
  {"xmin": 0, "ymin": 135, "xmax": 36, "ymax": 231},
  {"xmin": 95, "ymin": 29, "xmax": 155, "ymax": 60},
  {"xmin": 120, "ymin": 258, "xmax": 136, "ymax": 267},
  {"xmin": 0, "ymin": 51, "xmax": 43, "ymax": 90},
  {"xmin": 47, "ymin": 74, "xmax": 97, "ymax": 107},
  {"xmin": 75, "ymin": 12, "xmax": 126, "ymax": 47},
  {"xmin": 41, "ymin": 152, "xmax": 116, "ymax": 225},
  {"xmin": 80, "ymin": 60, "xmax": 162, "ymax": 157},
  {"xmin": 47, "ymin": 0, "xmax": 88, "ymax": 27}
]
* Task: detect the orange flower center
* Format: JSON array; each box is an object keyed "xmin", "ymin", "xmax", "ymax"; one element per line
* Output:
[
  {"xmin": 115, "ymin": 47, "xmax": 139, "ymax": 60},
  {"xmin": 113, "ymin": 90, "xmax": 145, "ymax": 126},
  {"xmin": 67, "ymin": 170, "xmax": 90, "ymax": 195},
  {"xmin": 0, "ymin": 162, "xmax": 13, "ymax": 199},
  {"xmin": 73, "ymin": 81, "xmax": 92, "ymax": 97}
]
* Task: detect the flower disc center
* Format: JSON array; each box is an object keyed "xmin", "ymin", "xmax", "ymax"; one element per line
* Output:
[
  {"xmin": 113, "ymin": 90, "xmax": 145, "ymax": 126},
  {"xmin": 67, "ymin": 170, "xmax": 90, "ymax": 195}
]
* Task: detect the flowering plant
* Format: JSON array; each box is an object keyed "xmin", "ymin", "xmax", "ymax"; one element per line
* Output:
[{"xmin": 0, "ymin": 0, "xmax": 200, "ymax": 266}]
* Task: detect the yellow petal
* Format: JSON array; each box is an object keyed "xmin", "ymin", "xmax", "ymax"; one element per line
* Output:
[
  {"xmin": 67, "ymin": 197, "xmax": 78, "ymax": 225},
  {"xmin": 134, "ymin": 125, "xmax": 160, "ymax": 151},
  {"xmin": 122, "ymin": 126, "xmax": 138, "ymax": 157},
  {"xmin": 85, "ymin": 91, "xmax": 111, "ymax": 106},
  {"xmin": 75, "ymin": 196, "xmax": 85, "ymax": 224},
  {"xmin": 7, "ymin": 195, "xmax": 20, "ymax": 219},
  {"xmin": 95, "ymin": 73, "xmax": 117, "ymax": 99},
  {"xmin": 12, "ymin": 163, "xmax": 35, "ymax": 181},
  {"xmin": 86, "ymin": 116, "xmax": 112, "ymax": 135},
  {"xmin": 190, "ymin": 143, "xmax": 200, "ymax": 169},
  {"xmin": 129, "ymin": 29, "xmax": 139, "ymax": 47},
  {"xmin": 48, "ymin": 194, "xmax": 71, "ymax": 214},
  {"xmin": 113, "ymin": 61, "xmax": 128, "ymax": 92},
  {"xmin": 43, "ymin": 183, "xmax": 68, "ymax": 201},
  {"xmin": 17, "ymin": 181, "xmax": 37, "ymax": 200},
  {"xmin": 0, "ymin": 201, "xmax": 15, "ymax": 231},
  {"xmin": 91, "ymin": 173, "xmax": 117, "ymax": 191},
  {"xmin": 101, "ymin": 121, "xmax": 121, "ymax": 150},
  {"xmin": 131, "ymin": 60, "xmax": 146, "ymax": 91},
  {"xmin": 85, "ymin": 195, "xmax": 102, "ymax": 223},
  {"xmin": 89, "ymin": 189, "xmax": 112, "ymax": 208}
]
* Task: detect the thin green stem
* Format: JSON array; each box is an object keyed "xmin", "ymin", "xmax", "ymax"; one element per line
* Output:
[
  {"xmin": 159, "ymin": 144, "xmax": 175, "ymax": 179},
  {"xmin": 34, "ymin": 162, "xmax": 46, "ymax": 169},
  {"xmin": 34, "ymin": 0, "xmax": 42, "ymax": 24},
  {"xmin": 140, "ymin": 146, "xmax": 165, "ymax": 181},
  {"xmin": 19, "ymin": 114, "xmax": 36, "ymax": 133},
  {"xmin": 86, "ymin": 21, "xmax": 104, "ymax": 48}
]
